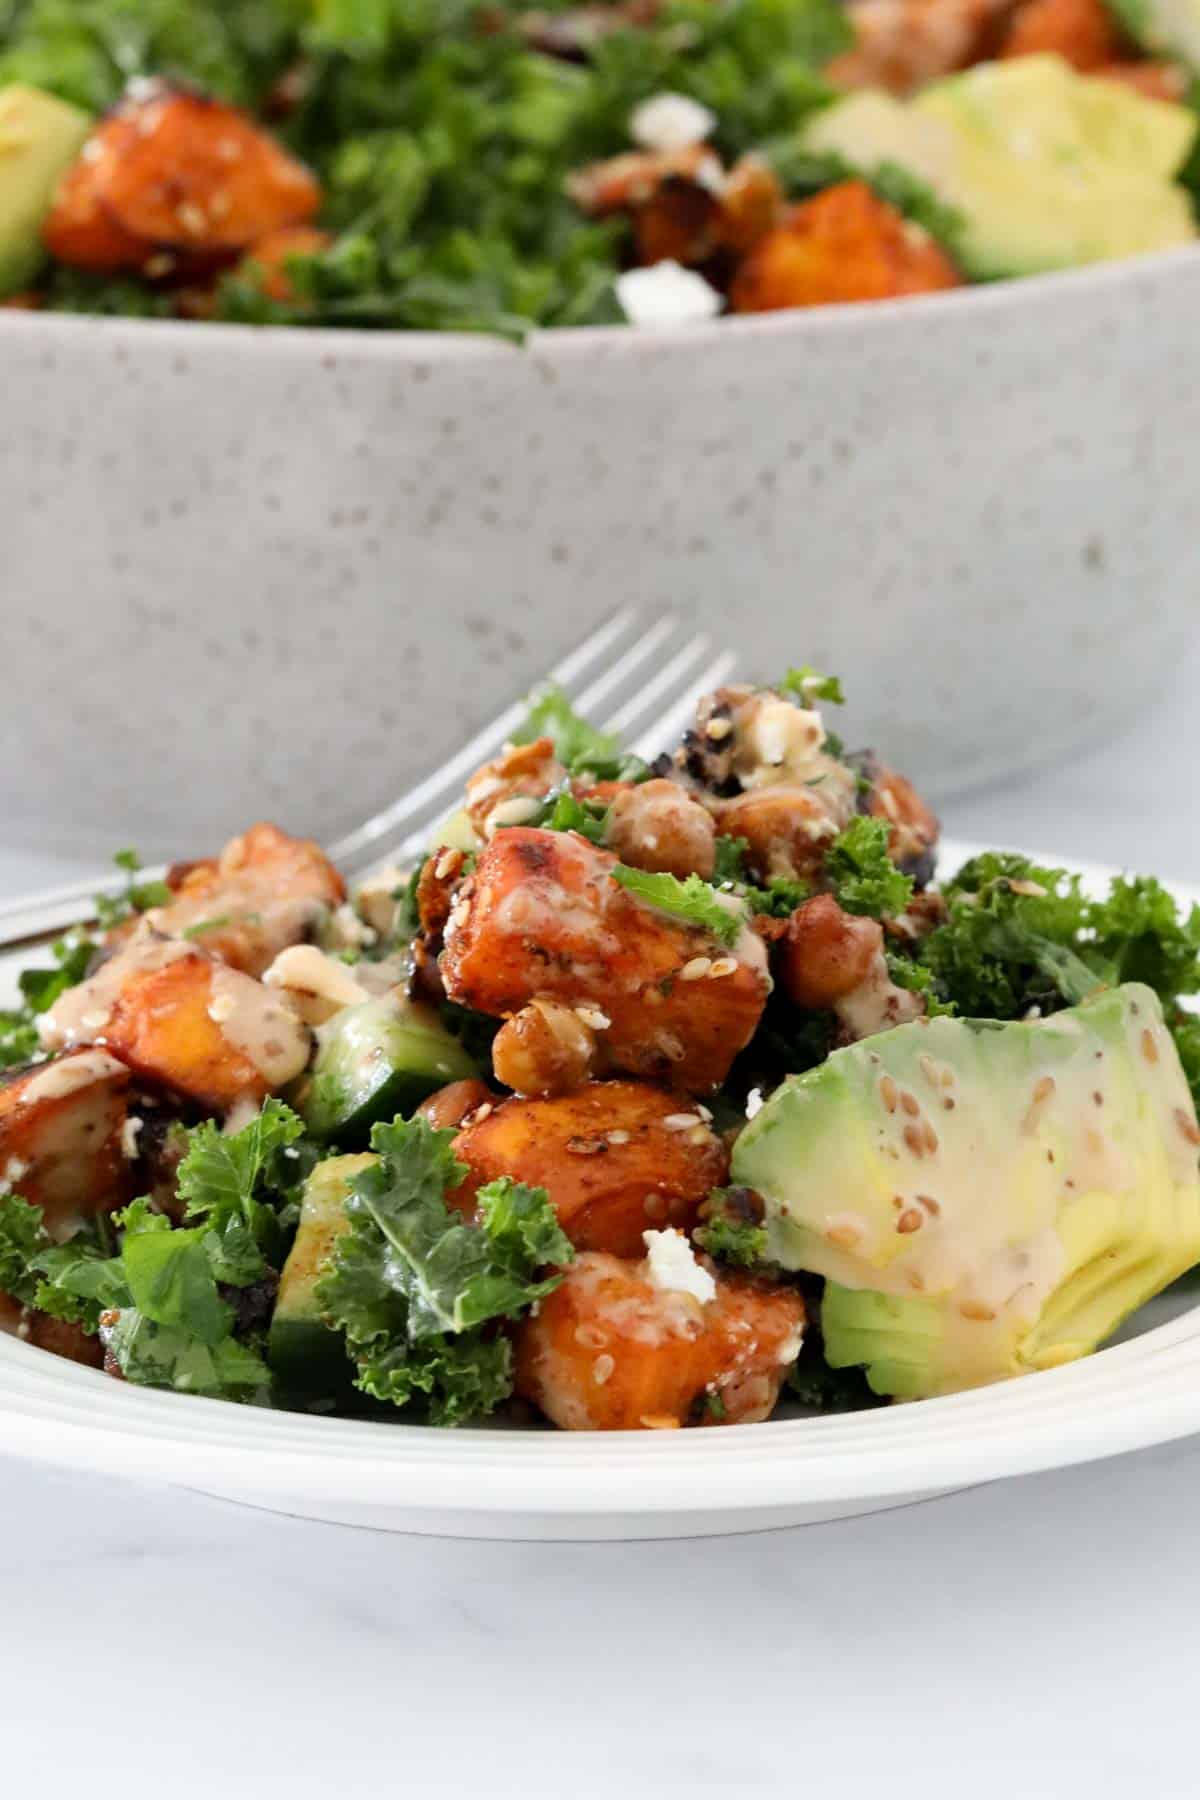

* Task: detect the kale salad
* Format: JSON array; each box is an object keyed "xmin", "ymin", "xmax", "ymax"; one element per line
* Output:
[
  {"xmin": 1, "ymin": 670, "xmax": 1198, "ymax": 1431},
  {"xmin": 2, "ymin": 0, "xmax": 1200, "ymax": 334}
]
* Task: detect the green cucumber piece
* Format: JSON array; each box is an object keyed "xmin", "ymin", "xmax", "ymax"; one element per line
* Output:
[
  {"xmin": 268, "ymin": 1153, "xmax": 374, "ymax": 1397},
  {"xmin": 297, "ymin": 995, "xmax": 478, "ymax": 1145}
]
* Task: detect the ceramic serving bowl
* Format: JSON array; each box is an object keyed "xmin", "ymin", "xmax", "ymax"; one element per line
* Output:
[{"xmin": 3, "ymin": 247, "xmax": 1199, "ymax": 861}]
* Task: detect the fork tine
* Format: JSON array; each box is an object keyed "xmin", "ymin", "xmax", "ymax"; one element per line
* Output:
[
  {"xmin": 0, "ymin": 616, "xmax": 738, "ymax": 947},
  {"xmin": 329, "ymin": 607, "xmax": 651, "ymax": 870},
  {"xmin": 624, "ymin": 650, "xmax": 739, "ymax": 761}
]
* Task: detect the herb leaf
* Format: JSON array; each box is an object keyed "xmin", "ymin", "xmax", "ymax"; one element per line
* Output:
[
  {"xmin": 825, "ymin": 817, "xmax": 913, "ymax": 920},
  {"xmin": 610, "ymin": 866, "xmax": 742, "ymax": 946},
  {"xmin": 317, "ymin": 1116, "xmax": 571, "ymax": 1424},
  {"xmin": 780, "ymin": 665, "xmax": 845, "ymax": 706},
  {"xmin": 513, "ymin": 684, "xmax": 620, "ymax": 773}
]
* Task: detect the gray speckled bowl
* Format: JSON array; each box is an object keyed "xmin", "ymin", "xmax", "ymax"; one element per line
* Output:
[{"xmin": 4, "ymin": 248, "xmax": 1199, "ymax": 860}]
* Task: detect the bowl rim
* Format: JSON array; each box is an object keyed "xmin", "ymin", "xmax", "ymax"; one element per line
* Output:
[{"xmin": 2, "ymin": 240, "xmax": 1197, "ymax": 367}]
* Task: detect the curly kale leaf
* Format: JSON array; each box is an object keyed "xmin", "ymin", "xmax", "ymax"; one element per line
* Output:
[
  {"xmin": 317, "ymin": 1116, "xmax": 571, "ymax": 1424},
  {"xmin": 825, "ymin": 817, "xmax": 914, "ymax": 920},
  {"xmin": 610, "ymin": 866, "xmax": 743, "ymax": 946}
]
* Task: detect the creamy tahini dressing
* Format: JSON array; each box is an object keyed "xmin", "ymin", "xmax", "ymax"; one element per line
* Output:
[
  {"xmin": 207, "ymin": 965, "xmax": 311, "ymax": 1087},
  {"xmin": 19, "ymin": 1047, "xmax": 128, "ymax": 1105},
  {"xmin": 41, "ymin": 931, "xmax": 193, "ymax": 1051}
]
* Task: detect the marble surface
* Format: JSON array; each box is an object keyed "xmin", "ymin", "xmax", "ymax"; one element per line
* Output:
[{"xmin": 3, "ymin": 645, "xmax": 1199, "ymax": 1798}]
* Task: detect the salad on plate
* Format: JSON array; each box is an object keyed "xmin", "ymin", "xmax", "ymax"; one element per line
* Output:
[
  {"xmin": 1, "ymin": 0, "xmax": 1200, "ymax": 333},
  {"xmin": 1, "ymin": 667, "xmax": 1198, "ymax": 1433}
]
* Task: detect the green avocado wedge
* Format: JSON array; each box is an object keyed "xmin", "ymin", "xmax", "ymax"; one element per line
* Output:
[
  {"xmin": 802, "ymin": 58, "xmax": 1197, "ymax": 279},
  {"xmin": 0, "ymin": 84, "xmax": 91, "ymax": 297},
  {"xmin": 732, "ymin": 984, "xmax": 1200, "ymax": 1398},
  {"xmin": 268, "ymin": 1153, "xmax": 374, "ymax": 1398}
]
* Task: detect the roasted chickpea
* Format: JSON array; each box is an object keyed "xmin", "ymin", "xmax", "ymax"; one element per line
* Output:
[
  {"xmin": 780, "ymin": 895, "xmax": 883, "ymax": 1010},
  {"xmin": 416, "ymin": 1078, "xmax": 497, "ymax": 1132},
  {"xmin": 606, "ymin": 779, "xmax": 717, "ymax": 880},
  {"xmin": 491, "ymin": 999, "xmax": 599, "ymax": 1097},
  {"xmin": 717, "ymin": 786, "xmax": 839, "ymax": 883}
]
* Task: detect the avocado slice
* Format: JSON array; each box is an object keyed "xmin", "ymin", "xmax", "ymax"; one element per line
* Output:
[
  {"xmin": 732, "ymin": 984, "xmax": 1200, "ymax": 1398},
  {"xmin": 0, "ymin": 84, "xmax": 91, "ymax": 297},
  {"xmin": 268, "ymin": 1152, "xmax": 374, "ymax": 1397},
  {"xmin": 295, "ymin": 993, "xmax": 478, "ymax": 1146},
  {"xmin": 802, "ymin": 58, "xmax": 1197, "ymax": 279}
]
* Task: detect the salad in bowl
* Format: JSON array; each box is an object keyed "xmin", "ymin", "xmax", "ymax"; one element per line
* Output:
[
  {"xmin": 1, "ymin": 668, "xmax": 1198, "ymax": 1433},
  {"xmin": 1, "ymin": 0, "xmax": 1199, "ymax": 333}
]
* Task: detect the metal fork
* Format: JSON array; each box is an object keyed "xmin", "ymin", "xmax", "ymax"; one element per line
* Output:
[{"xmin": 0, "ymin": 609, "xmax": 736, "ymax": 951}]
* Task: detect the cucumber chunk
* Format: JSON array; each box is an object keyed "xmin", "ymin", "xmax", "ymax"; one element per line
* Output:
[
  {"xmin": 268, "ymin": 1153, "xmax": 373, "ymax": 1396},
  {"xmin": 297, "ymin": 995, "xmax": 478, "ymax": 1145}
]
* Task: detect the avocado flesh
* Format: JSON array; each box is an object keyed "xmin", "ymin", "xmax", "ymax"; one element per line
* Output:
[
  {"xmin": 732, "ymin": 984, "xmax": 1200, "ymax": 1398},
  {"xmin": 802, "ymin": 58, "xmax": 1197, "ymax": 279},
  {"xmin": 0, "ymin": 84, "xmax": 91, "ymax": 297},
  {"xmin": 268, "ymin": 1152, "xmax": 374, "ymax": 1395},
  {"xmin": 297, "ymin": 993, "xmax": 478, "ymax": 1146}
]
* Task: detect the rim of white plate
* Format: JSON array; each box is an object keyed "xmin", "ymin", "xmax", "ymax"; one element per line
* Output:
[{"xmin": 1, "ymin": 838, "xmax": 1197, "ymax": 1517}]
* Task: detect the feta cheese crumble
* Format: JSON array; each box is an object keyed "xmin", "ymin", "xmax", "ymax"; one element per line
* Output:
[
  {"xmin": 643, "ymin": 1227, "xmax": 717, "ymax": 1305},
  {"xmin": 616, "ymin": 261, "xmax": 722, "ymax": 329},
  {"xmin": 630, "ymin": 91, "xmax": 716, "ymax": 153}
]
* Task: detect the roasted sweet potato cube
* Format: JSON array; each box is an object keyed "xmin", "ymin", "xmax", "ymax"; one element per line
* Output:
[
  {"xmin": 43, "ymin": 113, "xmax": 147, "ymax": 271},
  {"xmin": 1096, "ymin": 59, "xmax": 1187, "ymax": 98},
  {"xmin": 514, "ymin": 1251, "xmax": 805, "ymax": 1430},
  {"xmin": 97, "ymin": 86, "xmax": 321, "ymax": 255},
  {"xmin": 439, "ymin": 828, "xmax": 769, "ymax": 1092},
  {"xmin": 150, "ymin": 822, "xmax": 345, "ymax": 976},
  {"xmin": 0, "ymin": 1293, "xmax": 105, "ymax": 1369},
  {"xmin": 731, "ymin": 181, "xmax": 960, "ymax": 313},
  {"xmin": 1000, "ymin": 0, "xmax": 1123, "ymax": 68},
  {"xmin": 0, "ymin": 1048, "xmax": 131, "ymax": 1237},
  {"xmin": 44, "ymin": 936, "xmax": 311, "ymax": 1112},
  {"xmin": 452, "ymin": 1080, "xmax": 729, "ymax": 1257}
]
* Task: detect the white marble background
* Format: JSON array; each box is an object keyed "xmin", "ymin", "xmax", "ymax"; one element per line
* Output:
[{"xmin": 3, "ymin": 640, "xmax": 1199, "ymax": 1799}]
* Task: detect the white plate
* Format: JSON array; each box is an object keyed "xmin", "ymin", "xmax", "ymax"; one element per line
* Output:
[{"xmin": 1, "ymin": 840, "xmax": 1198, "ymax": 1539}]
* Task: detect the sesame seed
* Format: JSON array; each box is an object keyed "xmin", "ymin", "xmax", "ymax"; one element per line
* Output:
[
  {"xmin": 607, "ymin": 1129, "xmax": 631, "ymax": 1145},
  {"xmin": 1008, "ymin": 878, "xmax": 1048, "ymax": 898},
  {"xmin": 705, "ymin": 717, "xmax": 732, "ymax": 740},
  {"xmin": 639, "ymin": 1413, "xmax": 681, "ymax": 1429},
  {"xmin": 462, "ymin": 1102, "xmax": 492, "ymax": 1127},
  {"xmin": 574, "ymin": 1006, "xmax": 610, "ymax": 1031},
  {"xmin": 176, "ymin": 201, "xmax": 209, "ymax": 237},
  {"xmin": 592, "ymin": 1354, "xmax": 615, "ymax": 1386},
  {"xmin": 679, "ymin": 956, "xmax": 712, "ymax": 981},
  {"xmin": 663, "ymin": 1112, "xmax": 702, "ymax": 1130},
  {"xmin": 574, "ymin": 1324, "xmax": 609, "ymax": 1350},
  {"xmin": 878, "ymin": 788, "xmax": 900, "ymax": 821},
  {"xmin": 434, "ymin": 849, "xmax": 458, "ymax": 879},
  {"xmin": 708, "ymin": 958, "xmax": 737, "ymax": 979},
  {"xmin": 1175, "ymin": 1109, "xmax": 1200, "ymax": 1147}
]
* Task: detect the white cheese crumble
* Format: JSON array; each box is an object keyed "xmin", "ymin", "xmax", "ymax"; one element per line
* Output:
[
  {"xmin": 629, "ymin": 91, "xmax": 716, "ymax": 153},
  {"xmin": 643, "ymin": 1228, "xmax": 717, "ymax": 1305},
  {"xmin": 616, "ymin": 261, "xmax": 722, "ymax": 329}
]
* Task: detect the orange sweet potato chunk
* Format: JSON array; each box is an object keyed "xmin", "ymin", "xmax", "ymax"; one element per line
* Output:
[
  {"xmin": 452, "ymin": 1080, "xmax": 729, "ymax": 1257},
  {"xmin": 153, "ymin": 822, "xmax": 345, "ymax": 977},
  {"xmin": 44, "ymin": 86, "xmax": 322, "ymax": 273},
  {"xmin": 514, "ymin": 1252, "xmax": 805, "ymax": 1430},
  {"xmin": 1000, "ymin": 0, "xmax": 1123, "ymax": 67},
  {"xmin": 439, "ymin": 828, "xmax": 769, "ymax": 1092},
  {"xmin": 731, "ymin": 180, "xmax": 961, "ymax": 313},
  {"xmin": 103, "ymin": 955, "xmax": 272, "ymax": 1111},
  {"xmin": 0, "ymin": 1049, "xmax": 132, "ymax": 1237}
]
